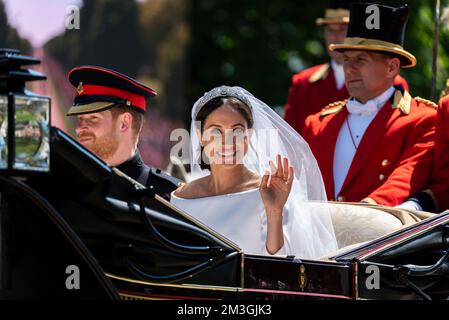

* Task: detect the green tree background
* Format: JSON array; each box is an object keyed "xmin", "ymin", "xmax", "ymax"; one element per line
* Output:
[{"xmin": 44, "ymin": 0, "xmax": 189, "ymax": 121}]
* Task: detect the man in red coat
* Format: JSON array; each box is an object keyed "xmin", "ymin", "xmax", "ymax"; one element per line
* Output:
[
  {"xmin": 284, "ymin": 0, "xmax": 408, "ymax": 135},
  {"xmin": 302, "ymin": 3, "xmax": 436, "ymax": 207},
  {"xmin": 399, "ymin": 92, "xmax": 449, "ymax": 212}
]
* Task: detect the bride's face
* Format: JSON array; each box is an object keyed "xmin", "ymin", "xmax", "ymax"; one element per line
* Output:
[{"xmin": 201, "ymin": 104, "xmax": 250, "ymax": 167}]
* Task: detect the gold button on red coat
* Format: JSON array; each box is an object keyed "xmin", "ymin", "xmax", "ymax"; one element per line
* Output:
[
  {"xmin": 382, "ymin": 159, "xmax": 390, "ymax": 167},
  {"xmin": 379, "ymin": 174, "xmax": 386, "ymax": 181},
  {"xmin": 337, "ymin": 196, "xmax": 345, "ymax": 202}
]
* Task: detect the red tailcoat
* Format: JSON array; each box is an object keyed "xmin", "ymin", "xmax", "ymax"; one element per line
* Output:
[
  {"xmin": 302, "ymin": 89, "xmax": 436, "ymax": 206},
  {"xmin": 284, "ymin": 63, "xmax": 409, "ymax": 134},
  {"xmin": 424, "ymin": 95, "xmax": 449, "ymax": 211}
]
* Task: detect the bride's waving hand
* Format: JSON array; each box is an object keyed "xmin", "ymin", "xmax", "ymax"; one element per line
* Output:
[
  {"xmin": 260, "ymin": 154, "xmax": 294, "ymax": 254},
  {"xmin": 260, "ymin": 155, "xmax": 294, "ymax": 216}
]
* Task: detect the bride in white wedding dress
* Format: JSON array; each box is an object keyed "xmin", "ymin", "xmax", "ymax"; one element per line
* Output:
[{"xmin": 170, "ymin": 86, "xmax": 338, "ymax": 258}]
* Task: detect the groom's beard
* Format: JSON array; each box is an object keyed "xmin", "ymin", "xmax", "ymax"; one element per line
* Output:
[{"xmin": 77, "ymin": 131, "xmax": 120, "ymax": 162}]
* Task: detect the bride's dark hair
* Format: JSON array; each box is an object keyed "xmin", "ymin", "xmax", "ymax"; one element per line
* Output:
[{"xmin": 195, "ymin": 96, "xmax": 253, "ymax": 170}]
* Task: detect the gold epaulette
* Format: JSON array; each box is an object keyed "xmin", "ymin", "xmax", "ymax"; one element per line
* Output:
[
  {"xmin": 392, "ymin": 89, "xmax": 411, "ymax": 114},
  {"xmin": 414, "ymin": 96, "xmax": 438, "ymax": 109},
  {"xmin": 320, "ymin": 100, "xmax": 347, "ymax": 116},
  {"xmin": 309, "ymin": 63, "xmax": 330, "ymax": 83}
]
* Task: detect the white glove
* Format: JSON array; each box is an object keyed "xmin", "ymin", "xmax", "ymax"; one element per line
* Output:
[{"xmin": 396, "ymin": 200, "xmax": 422, "ymax": 211}]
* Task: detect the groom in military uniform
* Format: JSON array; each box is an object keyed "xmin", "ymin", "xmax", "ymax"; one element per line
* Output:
[{"xmin": 66, "ymin": 66, "xmax": 180, "ymax": 200}]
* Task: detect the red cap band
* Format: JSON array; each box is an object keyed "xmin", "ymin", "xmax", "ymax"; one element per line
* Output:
[{"xmin": 79, "ymin": 84, "xmax": 146, "ymax": 111}]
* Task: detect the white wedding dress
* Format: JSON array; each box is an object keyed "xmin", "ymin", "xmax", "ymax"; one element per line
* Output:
[
  {"xmin": 171, "ymin": 188, "xmax": 289, "ymax": 256},
  {"xmin": 174, "ymin": 86, "xmax": 338, "ymax": 259}
]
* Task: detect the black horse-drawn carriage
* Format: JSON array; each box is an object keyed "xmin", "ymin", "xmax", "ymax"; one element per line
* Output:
[{"xmin": 1, "ymin": 49, "xmax": 448, "ymax": 300}]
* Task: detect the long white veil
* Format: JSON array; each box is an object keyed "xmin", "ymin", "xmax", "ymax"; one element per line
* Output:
[{"xmin": 189, "ymin": 86, "xmax": 338, "ymax": 258}]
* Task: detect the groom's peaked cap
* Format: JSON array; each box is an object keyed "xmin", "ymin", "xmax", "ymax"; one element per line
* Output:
[{"xmin": 66, "ymin": 66, "xmax": 157, "ymax": 116}]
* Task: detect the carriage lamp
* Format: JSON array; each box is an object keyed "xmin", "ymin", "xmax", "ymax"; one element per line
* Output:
[{"xmin": 0, "ymin": 48, "xmax": 50, "ymax": 173}]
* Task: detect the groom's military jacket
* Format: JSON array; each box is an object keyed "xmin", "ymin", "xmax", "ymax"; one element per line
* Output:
[
  {"xmin": 115, "ymin": 150, "xmax": 180, "ymax": 201},
  {"xmin": 302, "ymin": 87, "xmax": 437, "ymax": 206}
]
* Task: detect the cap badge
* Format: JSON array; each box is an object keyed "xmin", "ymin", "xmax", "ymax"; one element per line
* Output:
[{"xmin": 76, "ymin": 82, "xmax": 84, "ymax": 95}]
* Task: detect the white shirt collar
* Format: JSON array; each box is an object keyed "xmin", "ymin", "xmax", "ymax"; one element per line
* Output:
[
  {"xmin": 347, "ymin": 86, "xmax": 395, "ymax": 116},
  {"xmin": 371, "ymin": 86, "xmax": 396, "ymax": 109}
]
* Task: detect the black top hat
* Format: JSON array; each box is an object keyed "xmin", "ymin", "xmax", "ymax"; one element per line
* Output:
[
  {"xmin": 316, "ymin": 0, "xmax": 364, "ymax": 25},
  {"xmin": 66, "ymin": 66, "xmax": 157, "ymax": 116},
  {"xmin": 329, "ymin": 2, "xmax": 416, "ymax": 68}
]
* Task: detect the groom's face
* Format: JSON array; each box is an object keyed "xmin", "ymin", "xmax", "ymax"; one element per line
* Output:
[
  {"xmin": 201, "ymin": 104, "xmax": 250, "ymax": 167},
  {"xmin": 75, "ymin": 110, "xmax": 120, "ymax": 162}
]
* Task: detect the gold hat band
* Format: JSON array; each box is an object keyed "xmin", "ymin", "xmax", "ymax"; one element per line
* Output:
[
  {"xmin": 316, "ymin": 9, "xmax": 350, "ymax": 25},
  {"xmin": 329, "ymin": 37, "xmax": 417, "ymax": 68},
  {"xmin": 341, "ymin": 37, "xmax": 403, "ymax": 49}
]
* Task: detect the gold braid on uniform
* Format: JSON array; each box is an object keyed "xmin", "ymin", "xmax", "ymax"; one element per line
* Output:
[
  {"xmin": 320, "ymin": 99, "xmax": 347, "ymax": 116},
  {"xmin": 414, "ymin": 96, "xmax": 438, "ymax": 109}
]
